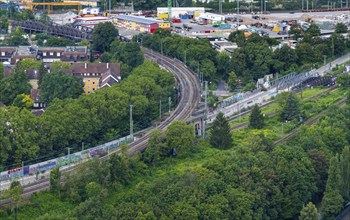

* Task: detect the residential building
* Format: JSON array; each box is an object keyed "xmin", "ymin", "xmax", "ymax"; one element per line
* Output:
[
  {"xmin": 67, "ymin": 62, "xmax": 121, "ymax": 94},
  {"xmin": 30, "ymin": 89, "xmax": 46, "ymax": 108},
  {"xmin": 0, "ymin": 46, "xmax": 90, "ymax": 64}
]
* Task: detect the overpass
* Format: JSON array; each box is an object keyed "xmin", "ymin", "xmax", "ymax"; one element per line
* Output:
[{"xmin": 9, "ymin": 20, "xmax": 93, "ymax": 42}]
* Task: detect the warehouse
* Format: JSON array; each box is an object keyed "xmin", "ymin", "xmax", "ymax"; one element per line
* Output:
[
  {"xmin": 157, "ymin": 7, "xmax": 205, "ymax": 19},
  {"xmin": 114, "ymin": 15, "xmax": 170, "ymax": 33}
]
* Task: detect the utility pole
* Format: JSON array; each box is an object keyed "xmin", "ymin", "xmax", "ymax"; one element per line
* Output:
[
  {"xmin": 281, "ymin": 123, "xmax": 284, "ymax": 137},
  {"xmin": 168, "ymin": 97, "xmax": 171, "ymax": 112},
  {"xmin": 302, "ymin": 0, "xmax": 304, "ymax": 10},
  {"xmin": 219, "ymin": 0, "xmax": 223, "ymax": 14},
  {"xmin": 161, "ymin": 40, "xmax": 163, "ymax": 65},
  {"xmin": 67, "ymin": 147, "xmax": 71, "ymax": 168},
  {"xmin": 130, "ymin": 105, "xmax": 133, "ymax": 140},
  {"xmin": 202, "ymin": 81, "xmax": 208, "ymax": 138},
  {"xmin": 109, "ymin": 0, "xmax": 111, "ymax": 16},
  {"xmin": 159, "ymin": 100, "xmax": 162, "ymax": 120}
]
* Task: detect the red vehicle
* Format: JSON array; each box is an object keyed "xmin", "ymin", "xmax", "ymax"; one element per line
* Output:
[{"xmin": 172, "ymin": 18, "xmax": 181, "ymax": 23}]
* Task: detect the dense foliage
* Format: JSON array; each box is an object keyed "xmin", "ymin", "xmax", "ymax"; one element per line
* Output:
[
  {"xmin": 40, "ymin": 72, "xmax": 84, "ymax": 104},
  {"xmin": 1, "ymin": 87, "xmax": 349, "ymax": 219},
  {"xmin": 138, "ymin": 29, "xmax": 350, "ymax": 87},
  {"xmin": 92, "ymin": 22, "xmax": 119, "ymax": 53},
  {"xmin": 0, "ymin": 61, "xmax": 175, "ymax": 169}
]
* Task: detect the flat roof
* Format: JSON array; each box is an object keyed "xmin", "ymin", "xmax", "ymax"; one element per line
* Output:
[{"xmin": 115, "ymin": 15, "xmax": 159, "ymax": 25}]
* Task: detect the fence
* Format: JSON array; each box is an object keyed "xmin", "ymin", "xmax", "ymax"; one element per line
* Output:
[{"xmin": 0, "ymin": 135, "xmax": 133, "ymax": 183}]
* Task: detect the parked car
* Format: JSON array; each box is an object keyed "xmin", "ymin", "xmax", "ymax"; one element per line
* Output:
[{"xmin": 277, "ymin": 31, "xmax": 288, "ymax": 35}]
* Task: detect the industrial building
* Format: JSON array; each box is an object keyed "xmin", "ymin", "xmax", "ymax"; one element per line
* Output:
[
  {"xmin": 157, "ymin": 7, "xmax": 205, "ymax": 19},
  {"xmin": 114, "ymin": 15, "xmax": 170, "ymax": 33}
]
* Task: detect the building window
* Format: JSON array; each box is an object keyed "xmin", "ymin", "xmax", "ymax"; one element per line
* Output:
[
  {"xmin": 93, "ymin": 88, "xmax": 95, "ymax": 90},
  {"xmin": 80, "ymin": 55, "xmax": 85, "ymax": 60},
  {"xmin": 57, "ymin": 52, "xmax": 61, "ymax": 57},
  {"xmin": 1, "ymin": 52, "xmax": 5, "ymax": 56},
  {"xmin": 66, "ymin": 55, "xmax": 71, "ymax": 60},
  {"xmin": 50, "ymin": 52, "xmax": 54, "ymax": 56},
  {"xmin": 43, "ymin": 52, "xmax": 47, "ymax": 56},
  {"xmin": 92, "ymin": 82, "xmax": 95, "ymax": 84}
]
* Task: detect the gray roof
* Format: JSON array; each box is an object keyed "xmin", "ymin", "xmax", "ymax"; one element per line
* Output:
[{"xmin": 115, "ymin": 15, "xmax": 158, "ymax": 25}]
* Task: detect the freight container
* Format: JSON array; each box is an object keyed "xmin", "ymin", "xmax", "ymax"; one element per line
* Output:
[{"xmin": 158, "ymin": 13, "xmax": 169, "ymax": 19}]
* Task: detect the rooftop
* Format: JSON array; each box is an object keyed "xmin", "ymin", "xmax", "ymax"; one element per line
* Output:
[
  {"xmin": 115, "ymin": 15, "xmax": 159, "ymax": 25},
  {"xmin": 16, "ymin": 46, "xmax": 38, "ymax": 56}
]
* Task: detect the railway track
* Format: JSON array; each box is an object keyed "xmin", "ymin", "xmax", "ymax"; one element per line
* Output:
[
  {"xmin": 0, "ymin": 49, "xmax": 200, "ymax": 207},
  {"xmin": 274, "ymin": 98, "xmax": 347, "ymax": 145},
  {"xmin": 127, "ymin": 49, "xmax": 201, "ymax": 155},
  {"xmin": 229, "ymin": 85, "xmax": 338, "ymax": 131}
]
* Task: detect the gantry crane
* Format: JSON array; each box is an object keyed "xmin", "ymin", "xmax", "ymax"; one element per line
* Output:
[{"xmin": 20, "ymin": 0, "xmax": 81, "ymax": 14}]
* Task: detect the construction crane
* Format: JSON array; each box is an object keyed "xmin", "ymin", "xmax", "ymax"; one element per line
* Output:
[{"xmin": 20, "ymin": 0, "xmax": 81, "ymax": 14}]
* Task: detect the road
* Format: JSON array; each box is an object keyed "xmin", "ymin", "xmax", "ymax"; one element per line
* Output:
[
  {"xmin": 0, "ymin": 49, "xmax": 201, "ymax": 204},
  {"xmin": 207, "ymin": 53, "xmax": 350, "ymax": 122}
]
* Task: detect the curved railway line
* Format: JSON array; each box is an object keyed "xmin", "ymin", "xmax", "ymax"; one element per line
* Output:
[{"xmin": 0, "ymin": 49, "xmax": 201, "ymax": 207}]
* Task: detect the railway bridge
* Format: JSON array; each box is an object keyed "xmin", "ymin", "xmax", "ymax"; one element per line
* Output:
[{"xmin": 8, "ymin": 20, "xmax": 93, "ymax": 42}]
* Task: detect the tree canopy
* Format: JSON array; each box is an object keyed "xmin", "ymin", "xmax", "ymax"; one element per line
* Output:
[
  {"xmin": 210, "ymin": 112, "xmax": 232, "ymax": 149},
  {"xmin": 93, "ymin": 22, "xmax": 118, "ymax": 53},
  {"xmin": 39, "ymin": 72, "xmax": 84, "ymax": 104}
]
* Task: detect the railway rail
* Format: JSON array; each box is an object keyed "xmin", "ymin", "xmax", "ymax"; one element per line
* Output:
[
  {"xmin": 274, "ymin": 98, "xmax": 347, "ymax": 145},
  {"xmin": 0, "ymin": 49, "xmax": 200, "ymax": 206}
]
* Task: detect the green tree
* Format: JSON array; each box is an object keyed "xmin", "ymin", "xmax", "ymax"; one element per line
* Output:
[
  {"xmin": 210, "ymin": 112, "xmax": 232, "ymax": 149},
  {"xmin": 44, "ymin": 36, "xmax": 75, "ymax": 47},
  {"xmin": 166, "ymin": 121, "xmax": 194, "ymax": 157},
  {"xmin": 50, "ymin": 61, "xmax": 72, "ymax": 73},
  {"xmin": 40, "ymin": 72, "xmax": 84, "ymax": 104},
  {"xmin": 5, "ymin": 27, "xmax": 29, "ymax": 46},
  {"xmin": 228, "ymin": 30, "xmax": 245, "ymax": 47},
  {"xmin": 15, "ymin": 58, "xmax": 46, "ymax": 83},
  {"xmin": 336, "ymin": 73, "xmax": 350, "ymax": 89},
  {"xmin": 249, "ymin": 104, "xmax": 264, "ymax": 129},
  {"xmin": 93, "ymin": 22, "xmax": 118, "ymax": 53},
  {"xmin": 305, "ymin": 24, "xmax": 321, "ymax": 37},
  {"xmin": 299, "ymin": 202, "xmax": 319, "ymax": 220},
  {"xmin": 340, "ymin": 146, "xmax": 350, "ymax": 201},
  {"xmin": 0, "ymin": 71, "xmax": 31, "ymax": 105},
  {"xmin": 321, "ymin": 155, "xmax": 344, "ymax": 220},
  {"xmin": 281, "ymin": 92, "xmax": 300, "ymax": 121},
  {"xmin": 50, "ymin": 168, "xmax": 61, "ymax": 193},
  {"xmin": 335, "ymin": 22, "xmax": 348, "ymax": 34},
  {"xmin": 12, "ymin": 94, "xmax": 34, "ymax": 109},
  {"xmin": 0, "ymin": 62, "xmax": 3, "ymax": 79},
  {"xmin": 227, "ymin": 71, "xmax": 238, "ymax": 91},
  {"xmin": 143, "ymin": 129, "xmax": 167, "ymax": 166},
  {"xmin": 0, "ymin": 181, "xmax": 24, "ymax": 218}
]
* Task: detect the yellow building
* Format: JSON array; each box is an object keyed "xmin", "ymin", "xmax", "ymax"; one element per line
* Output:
[
  {"xmin": 82, "ymin": 77, "xmax": 100, "ymax": 94},
  {"xmin": 158, "ymin": 21, "xmax": 170, "ymax": 30}
]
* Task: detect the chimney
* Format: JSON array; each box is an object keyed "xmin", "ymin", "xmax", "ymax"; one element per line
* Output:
[
  {"xmin": 84, "ymin": 63, "xmax": 87, "ymax": 69},
  {"xmin": 106, "ymin": 63, "xmax": 109, "ymax": 69}
]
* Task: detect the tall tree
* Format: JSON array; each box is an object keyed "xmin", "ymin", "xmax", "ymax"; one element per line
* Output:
[
  {"xmin": 0, "ymin": 71, "xmax": 31, "ymax": 105},
  {"xmin": 5, "ymin": 27, "xmax": 29, "ymax": 46},
  {"xmin": 280, "ymin": 92, "xmax": 300, "ymax": 121},
  {"xmin": 335, "ymin": 22, "xmax": 348, "ymax": 34},
  {"xmin": 321, "ymin": 155, "xmax": 344, "ymax": 220},
  {"xmin": 210, "ymin": 112, "xmax": 232, "ymax": 149},
  {"xmin": 249, "ymin": 104, "xmax": 264, "ymax": 129},
  {"xmin": 15, "ymin": 58, "xmax": 47, "ymax": 84},
  {"xmin": 40, "ymin": 72, "xmax": 84, "ymax": 104},
  {"xmin": 340, "ymin": 146, "xmax": 350, "ymax": 201},
  {"xmin": 166, "ymin": 121, "xmax": 194, "ymax": 157},
  {"xmin": 305, "ymin": 24, "xmax": 321, "ymax": 37},
  {"xmin": 93, "ymin": 22, "xmax": 118, "ymax": 53},
  {"xmin": 299, "ymin": 202, "xmax": 319, "ymax": 220}
]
